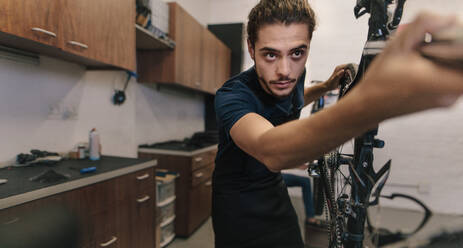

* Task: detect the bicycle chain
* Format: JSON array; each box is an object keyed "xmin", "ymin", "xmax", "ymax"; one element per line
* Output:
[{"xmin": 323, "ymin": 153, "xmax": 343, "ymax": 248}]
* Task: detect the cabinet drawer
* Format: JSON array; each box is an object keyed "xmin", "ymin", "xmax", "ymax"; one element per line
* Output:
[
  {"xmin": 191, "ymin": 149, "xmax": 217, "ymax": 171},
  {"xmin": 191, "ymin": 164, "xmax": 214, "ymax": 187},
  {"xmin": 130, "ymin": 167, "xmax": 155, "ymax": 191},
  {"xmin": 115, "ymin": 167, "xmax": 155, "ymax": 202}
]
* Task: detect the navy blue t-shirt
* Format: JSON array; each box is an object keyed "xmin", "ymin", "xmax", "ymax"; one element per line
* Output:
[{"xmin": 212, "ymin": 67, "xmax": 306, "ymax": 248}]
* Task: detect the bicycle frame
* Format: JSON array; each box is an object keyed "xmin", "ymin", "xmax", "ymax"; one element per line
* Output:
[
  {"xmin": 318, "ymin": 1, "xmax": 408, "ymax": 247},
  {"xmin": 344, "ymin": 1, "xmax": 404, "ymax": 247}
]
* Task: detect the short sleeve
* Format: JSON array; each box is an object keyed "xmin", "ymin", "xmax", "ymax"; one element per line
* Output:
[{"xmin": 215, "ymin": 81, "xmax": 258, "ymax": 139}]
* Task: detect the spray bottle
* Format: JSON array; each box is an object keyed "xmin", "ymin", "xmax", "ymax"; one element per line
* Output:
[{"xmin": 89, "ymin": 128, "xmax": 101, "ymax": 161}]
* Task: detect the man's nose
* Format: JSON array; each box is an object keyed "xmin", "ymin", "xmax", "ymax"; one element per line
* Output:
[{"xmin": 277, "ymin": 57, "xmax": 290, "ymax": 78}]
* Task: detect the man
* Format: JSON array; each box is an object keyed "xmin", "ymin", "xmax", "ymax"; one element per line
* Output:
[{"xmin": 213, "ymin": 0, "xmax": 463, "ymax": 247}]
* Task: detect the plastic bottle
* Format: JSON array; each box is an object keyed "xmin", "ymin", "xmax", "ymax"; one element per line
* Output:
[{"xmin": 89, "ymin": 128, "xmax": 101, "ymax": 161}]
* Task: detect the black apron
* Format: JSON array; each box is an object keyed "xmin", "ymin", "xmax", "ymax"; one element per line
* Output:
[
  {"xmin": 213, "ymin": 67, "xmax": 306, "ymax": 248},
  {"xmin": 212, "ymin": 176, "xmax": 304, "ymax": 248}
]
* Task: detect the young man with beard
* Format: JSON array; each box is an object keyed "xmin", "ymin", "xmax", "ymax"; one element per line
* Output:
[{"xmin": 212, "ymin": 0, "xmax": 463, "ymax": 247}]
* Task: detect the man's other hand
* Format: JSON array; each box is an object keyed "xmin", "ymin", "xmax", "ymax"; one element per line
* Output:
[{"xmin": 323, "ymin": 64, "xmax": 351, "ymax": 91}]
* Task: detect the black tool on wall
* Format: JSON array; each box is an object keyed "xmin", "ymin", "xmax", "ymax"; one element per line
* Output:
[{"xmin": 113, "ymin": 71, "xmax": 138, "ymax": 105}]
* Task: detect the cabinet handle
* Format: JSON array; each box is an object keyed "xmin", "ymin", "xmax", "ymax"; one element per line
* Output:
[
  {"xmin": 205, "ymin": 181, "xmax": 212, "ymax": 187},
  {"xmin": 194, "ymin": 157, "xmax": 203, "ymax": 162},
  {"xmin": 137, "ymin": 195, "xmax": 150, "ymax": 203},
  {"xmin": 195, "ymin": 172, "xmax": 204, "ymax": 178},
  {"xmin": 100, "ymin": 236, "xmax": 117, "ymax": 247},
  {"xmin": 136, "ymin": 173, "xmax": 150, "ymax": 180},
  {"xmin": 4, "ymin": 217, "xmax": 19, "ymax": 225},
  {"xmin": 67, "ymin": 40, "xmax": 89, "ymax": 49},
  {"xmin": 195, "ymin": 82, "xmax": 201, "ymax": 87},
  {"xmin": 31, "ymin": 27, "xmax": 56, "ymax": 37}
]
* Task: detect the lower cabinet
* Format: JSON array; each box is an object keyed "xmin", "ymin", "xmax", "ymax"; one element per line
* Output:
[
  {"xmin": 138, "ymin": 148, "xmax": 216, "ymax": 237},
  {"xmin": 0, "ymin": 167, "xmax": 156, "ymax": 248}
]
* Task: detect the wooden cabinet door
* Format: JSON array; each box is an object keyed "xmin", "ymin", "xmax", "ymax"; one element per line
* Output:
[
  {"xmin": 129, "ymin": 189, "xmax": 156, "ymax": 248},
  {"xmin": 216, "ymin": 40, "xmax": 231, "ymax": 91},
  {"xmin": 61, "ymin": 0, "xmax": 136, "ymax": 71},
  {"xmin": 172, "ymin": 3, "xmax": 202, "ymax": 89},
  {"xmin": 60, "ymin": 0, "xmax": 94, "ymax": 59},
  {"xmin": 201, "ymin": 28, "xmax": 218, "ymax": 94},
  {"xmin": 187, "ymin": 178, "xmax": 212, "ymax": 234},
  {"xmin": 0, "ymin": 0, "xmax": 60, "ymax": 47},
  {"xmin": 90, "ymin": 0, "xmax": 135, "ymax": 71},
  {"xmin": 200, "ymin": 178, "xmax": 213, "ymax": 217}
]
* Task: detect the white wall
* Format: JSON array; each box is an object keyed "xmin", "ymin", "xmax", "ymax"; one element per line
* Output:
[
  {"xmin": 0, "ymin": 55, "xmax": 204, "ymax": 164},
  {"xmin": 136, "ymin": 84, "xmax": 204, "ymax": 145},
  {"xmin": 209, "ymin": 0, "xmax": 463, "ymax": 214}
]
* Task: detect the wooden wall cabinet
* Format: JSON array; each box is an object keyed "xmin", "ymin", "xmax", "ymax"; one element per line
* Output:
[
  {"xmin": 0, "ymin": 0, "xmax": 60, "ymax": 47},
  {"xmin": 137, "ymin": 2, "xmax": 231, "ymax": 94},
  {"xmin": 200, "ymin": 27, "xmax": 231, "ymax": 94},
  {"xmin": 61, "ymin": 0, "xmax": 136, "ymax": 71},
  {"xmin": 0, "ymin": 0, "xmax": 136, "ymax": 71},
  {"xmin": 0, "ymin": 167, "xmax": 156, "ymax": 248},
  {"xmin": 139, "ymin": 148, "xmax": 216, "ymax": 237}
]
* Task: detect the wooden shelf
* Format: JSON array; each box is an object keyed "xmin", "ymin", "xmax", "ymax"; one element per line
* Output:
[{"xmin": 135, "ymin": 24, "xmax": 175, "ymax": 50}]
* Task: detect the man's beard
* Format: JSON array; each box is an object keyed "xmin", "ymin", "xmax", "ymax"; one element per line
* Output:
[{"xmin": 257, "ymin": 74, "xmax": 297, "ymax": 99}]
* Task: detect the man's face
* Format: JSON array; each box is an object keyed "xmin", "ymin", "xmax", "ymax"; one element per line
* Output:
[{"xmin": 248, "ymin": 22, "xmax": 310, "ymax": 98}]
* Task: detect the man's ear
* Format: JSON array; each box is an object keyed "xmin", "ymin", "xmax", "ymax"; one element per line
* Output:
[{"xmin": 247, "ymin": 39, "xmax": 255, "ymax": 61}]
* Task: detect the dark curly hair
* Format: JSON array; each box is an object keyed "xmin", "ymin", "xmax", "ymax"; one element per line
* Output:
[{"xmin": 247, "ymin": 0, "xmax": 317, "ymax": 48}]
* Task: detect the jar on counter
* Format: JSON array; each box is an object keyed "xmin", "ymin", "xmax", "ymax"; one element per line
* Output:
[{"xmin": 78, "ymin": 146, "xmax": 86, "ymax": 159}]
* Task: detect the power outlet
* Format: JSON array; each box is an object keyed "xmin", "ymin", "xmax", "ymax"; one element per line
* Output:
[{"xmin": 48, "ymin": 102, "xmax": 78, "ymax": 120}]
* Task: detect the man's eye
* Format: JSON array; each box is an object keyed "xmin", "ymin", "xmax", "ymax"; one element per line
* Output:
[
  {"xmin": 265, "ymin": 53, "xmax": 277, "ymax": 60},
  {"xmin": 292, "ymin": 50, "xmax": 304, "ymax": 58}
]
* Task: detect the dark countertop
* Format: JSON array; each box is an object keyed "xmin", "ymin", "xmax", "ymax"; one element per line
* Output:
[{"xmin": 0, "ymin": 156, "xmax": 156, "ymax": 209}]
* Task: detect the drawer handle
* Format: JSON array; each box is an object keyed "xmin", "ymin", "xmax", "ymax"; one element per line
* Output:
[
  {"xmin": 31, "ymin": 27, "xmax": 56, "ymax": 37},
  {"xmin": 195, "ymin": 172, "xmax": 204, "ymax": 178},
  {"xmin": 194, "ymin": 157, "xmax": 203, "ymax": 162},
  {"xmin": 4, "ymin": 217, "xmax": 19, "ymax": 225},
  {"xmin": 195, "ymin": 82, "xmax": 201, "ymax": 86},
  {"xmin": 67, "ymin": 40, "xmax": 89, "ymax": 49},
  {"xmin": 136, "ymin": 173, "xmax": 150, "ymax": 180},
  {"xmin": 100, "ymin": 236, "xmax": 117, "ymax": 247},
  {"xmin": 137, "ymin": 195, "xmax": 150, "ymax": 203},
  {"xmin": 205, "ymin": 181, "xmax": 212, "ymax": 187}
]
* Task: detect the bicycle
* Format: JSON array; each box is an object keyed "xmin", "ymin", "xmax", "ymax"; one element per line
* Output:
[{"xmin": 309, "ymin": 1, "xmax": 433, "ymax": 247}]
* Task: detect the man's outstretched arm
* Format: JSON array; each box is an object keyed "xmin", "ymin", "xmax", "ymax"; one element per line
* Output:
[{"xmin": 231, "ymin": 13, "xmax": 463, "ymax": 172}]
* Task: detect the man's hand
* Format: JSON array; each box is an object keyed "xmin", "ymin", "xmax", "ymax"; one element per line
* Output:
[
  {"xmin": 303, "ymin": 64, "xmax": 351, "ymax": 106},
  {"xmin": 348, "ymin": 12, "xmax": 463, "ymax": 122},
  {"xmin": 323, "ymin": 64, "xmax": 350, "ymax": 91}
]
